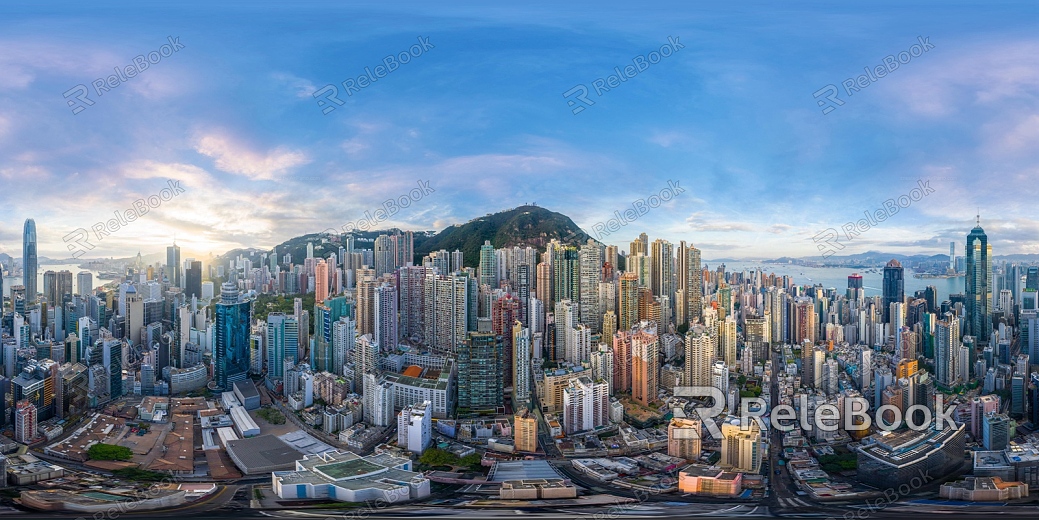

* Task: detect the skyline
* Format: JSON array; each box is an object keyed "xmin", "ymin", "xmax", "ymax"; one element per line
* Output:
[
  {"xmin": 0, "ymin": 208, "xmax": 1028, "ymax": 266},
  {"xmin": 1, "ymin": 1, "xmax": 1037, "ymax": 260}
]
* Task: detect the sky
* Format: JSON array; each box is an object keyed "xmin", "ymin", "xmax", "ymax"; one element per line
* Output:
[{"xmin": 0, "ymin": 0, "xmax": 1037, "ymax": 262}]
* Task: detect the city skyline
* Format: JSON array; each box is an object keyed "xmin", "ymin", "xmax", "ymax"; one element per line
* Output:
[
  {"xmin": 0, "ymin": 1, "xmax": 1037, "ymax": 260},
  {"xmin": 0, "ymin": 3, "xmax": 1037, "ymax": 516},
  {"xmin": 0, "ymin": 207, "xmax": 1031, "ymax": 265}
]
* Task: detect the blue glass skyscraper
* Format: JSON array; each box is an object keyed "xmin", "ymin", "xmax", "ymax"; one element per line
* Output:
[
  {"xmin": 215, "ymin": 281, "xmax": 252, "ymax": 390},
  {"xmin": 966, "ymin": 218, "xmax": 991, "ymax": 343},
  {"xmin": 22, "ymin": 219, "xmax": 37, "ymax": 303},
  {"xmin": 882, "ymin": 259, "xmax": 904, "ymax": 323}
]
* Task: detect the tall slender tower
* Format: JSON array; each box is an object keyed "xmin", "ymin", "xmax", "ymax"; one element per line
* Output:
[
  {"xmin": 578, "ymin": 240, "xmax": 602, "ymax": 330},
  {"xmin": 166, "ymin": 242, "xmax": 181, "ymax": 288},
  {"xmin": 479, "ymin": 241, "xmax": 498, "ymax": 289},
  {"xmin": 882, "ymin": 259, "xmax": 904, "ymax": 323},
  {"xmin": 23, "ymin": 219, "xmax": 37, "ymax": 303},
  {"xmin": 314, "ymin": 259, "xmax": 329, "ymax": 303},
  {"xmin": 966, "ymin": 217, "xmax": 991, "ymax": 343},
  {"xmin": 631, "ymin": 320, "xmax": 659, "ymax": 407},
  {"xmin": 679, "ymin": 244, "xmax": 703, "ymax": 325},
  {"xmin": 618, "ymin": 273, "xmax": 640, "ymax": 332}
]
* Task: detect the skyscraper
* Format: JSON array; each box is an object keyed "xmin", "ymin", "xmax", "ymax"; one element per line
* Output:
[
  {"xmin": 166, "ymin": 243, "xmax": 181, "ymax": 287},
  {"xmin": 678, "ymin": 243, "xmax": 703, "ymax": 325},
  {"xmin": 562, "ymin": 375, "xmax": 609, "ymax": 434},
  {"xmin": 1027, "ymin": 266, "xmax": 1039, "ymax": 291},
  {"xmin": 618, "ymin": 272, "xmax": 640, "ymax": 332},
  {"xmin": 479, "ymin": 241, "xmax": 498, "ymax": 289},
  {"xmin": 374, "ymin": 283, "xmax": 398, "ymax": 350},
  {"xmin": 457, "ymin": 320, "xmax": 504, "ymax": 410},
  {"xmin": 612, "ymin": 331, "xmax": 632, "ymax": 394},
  {"xmin": 721, "ymin": 418, "xmax": 762, "ymax": 473},
  {"xmin": 650, "ymin": 239, "xmax": 674, "ymax": 302},
  {"xmin": 935, "ymin": 314, "xmax": 961, "ymax": 388},
  {"xmin": 374, "ymin": 235, "xmax": 396, "ymax": 277},
  {"xmin": 22, "ymin": 219, "xmax": 37, "ymax": 303},
  {"xmin": 266, "ymin": 313, "xmax": 299, "ymax": 379},
  {"xmin": 314, "ymin": 259, "xmax": 329, "ymax": 303},
  {"xmin": 513, "ymin": 322, "xmax": 532, "ymax": 404},
  {"xmin": 966, "ymin": 218, "xmax": 992, "ymax": 342},
  {"xmin": 492, "ymin": 294, "xmax": 521, "ymax": 387},
  {"xmin": 551, "ymin": 244, "xmax": 579, "ymax": 304},
  {"xmin": 14, "ymin": 401, "xmax": 37, "ymax": 443},
  {"xmin": 185, "ymin": 261, "xmax": 202, "ymax": 299},
  {"xmin": 397, "ymin": 265, "xmax": 429, "ymax": 343},
  {"xmin": 77, "ymin": 271, "xmax": 92, "ymax": 296},
  {"xmin": 631, "ymin": 320, "xmax": 659, "ymax": 407},
  {"xmin": 43, "ymin": 270, "xmax": 73, "ymax": 308},
  {"xmin": 514, "ymin": 410, "xmax": 538, "ymax": 453},
  {"xmin": 578, "ymin": 240, "xmax": 603, "ymax": 331},
  {"xmin": 685, "ymin": 326, "xmax": 713, "ymax": 388},
  {"xmin": 423, "ymin": 273, "xmax": 469, "ymax": 351},
  {"xmin": 882, "ymin": 259, "xmax": 904, "ymax": 323},
  {"xmin": 215, "ymin": 281, "xmax": 252, "ymax": 390}
]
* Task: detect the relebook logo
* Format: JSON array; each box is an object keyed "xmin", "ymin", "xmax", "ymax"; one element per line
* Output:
[{"xmin": 674, "ymin": 386, "xmax": 956, "ymax": 437}]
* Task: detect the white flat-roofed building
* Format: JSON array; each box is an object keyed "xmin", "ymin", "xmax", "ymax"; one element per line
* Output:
[
  {"xmin": 230, "ymin": 406, "xmax": 260, "ymax": 437},
  {"xmin": 272, "ymin": 450, "xmax": 429, "ymax": 503},
  {"xmin": 217, "ymin": 427, "xmax": 239, "ymax": 448}
]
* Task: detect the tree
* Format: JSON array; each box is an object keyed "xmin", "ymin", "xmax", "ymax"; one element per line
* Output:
[
  {"xmin": 459, "ymin": 453, "xmax": 482, "ymax": 469},
  {"xmin": 87, "ymin": 443, "xmax": 133, "ymax": 461},
  {"xmin": 419, "ymin": 448, "xmax": 458, "ymax": 467}
]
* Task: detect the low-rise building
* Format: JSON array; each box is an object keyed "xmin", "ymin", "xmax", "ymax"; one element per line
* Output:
[
  {"xmin": 233, "ymin": 380, "xmax": 261, "ymax": 410},
  {"xmin": 855, "ymin": 423, "xmax": 967, "ymax": 490},
  {"xmin": 6, "ymin": 454, "xmax": 64, "ymax": 485},
  {"xmin": 272, "ymin": 450, "xmax": 429, "ymax": 503},
  {"xmin": 500, "ymin": 479, "xmax": 577, "ymax": 499},
  {"xmin": 226, "ymin": 435, "xmax": 305, "ymax": 475},
  {"xmin": 940, "ymin": 476, "xmax": 1028, "ymax": 501},
  {"xmin": 678, "ymin": 464, "xmax": 743, "ymax": 496}
]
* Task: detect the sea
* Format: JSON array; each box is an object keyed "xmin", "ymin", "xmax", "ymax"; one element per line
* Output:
[
  {"xmin": 2, "ymin": 259, "xmax": 966, "ymax": 305},
  {"xmin": 2, "ymin": 262, "xmax": 111, "ymax": 300},
  {"xmin": 709, "ymin": 260, "xmax": 963, "ymax": 303}
]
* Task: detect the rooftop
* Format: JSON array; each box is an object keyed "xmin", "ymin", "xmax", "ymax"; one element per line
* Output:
[
  {"xmin": 858, "ymin": 423, "xmax": 964, "ymax": 468},
  {"xmin": 226, "ymin": 434, "xmax": 305, "ymax": 474},
  {"xmin": 233, "ymin": 380, "xmax": 259, "ymax": 399},
  {"xmin": 488, "ymin": 460, "xmax": 563, "ymax": 482},
  {"xmin": 273, "ymin": 450, "xmax": 425, "ymax": 492},
  {"xmin": 316, "ymin": 459, "xmax": 384, "ymax": 480}
]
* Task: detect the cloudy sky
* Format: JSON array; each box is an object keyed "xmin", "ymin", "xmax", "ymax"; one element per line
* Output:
[{"xmin": 0, "ymin": 0, "xmax": 1036, "ymax": 262}]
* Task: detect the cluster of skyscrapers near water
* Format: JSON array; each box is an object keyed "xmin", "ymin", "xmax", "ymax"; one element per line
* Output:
[{"xmin": 2, "ymin": 214, "xmax": 1039, "ymax": 497}]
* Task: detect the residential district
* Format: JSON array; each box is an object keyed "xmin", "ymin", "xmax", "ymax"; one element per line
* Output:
[{"xmin": 0, "ymin": 215, "xmax": 1037, "ymax": 515}]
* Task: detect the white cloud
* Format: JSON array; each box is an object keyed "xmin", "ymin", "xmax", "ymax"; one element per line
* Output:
[{"xmin": 195, "ymin": 132, "xmax": 310, "ymax": 180}]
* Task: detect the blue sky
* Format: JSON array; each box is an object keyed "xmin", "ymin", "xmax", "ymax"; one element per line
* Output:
[{"xmin": 0, "ymin": 0, "xmax": 1036, "ymax": 261}]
